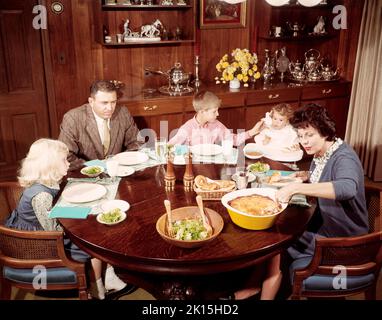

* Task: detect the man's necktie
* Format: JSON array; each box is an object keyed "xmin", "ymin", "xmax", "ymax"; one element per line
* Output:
[{"xmin": 103, "ymin": 119, "xmax": 110, "ymax": 157}]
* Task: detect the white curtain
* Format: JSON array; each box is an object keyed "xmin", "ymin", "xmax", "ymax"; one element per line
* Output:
[{"xmin": 346, "ymin": 0, "xmax": 382, "ymax": 181}]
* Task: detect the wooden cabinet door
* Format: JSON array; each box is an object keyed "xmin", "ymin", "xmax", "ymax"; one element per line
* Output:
[
  {"xmin": 302, "ymin": 97, "xmax": 350, "ymax": 139},
  {"xmin": 0, "ymin": 0, "xmax": 51, "ymax": 180}
]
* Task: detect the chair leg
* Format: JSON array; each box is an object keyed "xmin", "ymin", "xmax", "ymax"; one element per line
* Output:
[
  {"xmin": 365, "ymin": 284, "xmax": 376, "ymax": 300},
  {"xmin": 79, "ymin": 289, "xmax": 88, "ymax": 300},
  {"xmin": 1, "ymin": 279, "xmax": 12, "ymax": 300}
]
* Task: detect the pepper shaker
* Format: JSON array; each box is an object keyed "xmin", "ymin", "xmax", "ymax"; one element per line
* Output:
[
  {"xmin": 165, "ymin": 155, "xmax": 176, "ymax": 191},
  {"xmin": 183, "ymin": 152, "xmax": 194, "ymax": 190}
]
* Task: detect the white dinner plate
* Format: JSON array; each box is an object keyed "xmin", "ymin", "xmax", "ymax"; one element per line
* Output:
[
  {"xmin": 190, "ymin": 144, "xmax": 223, "ymax": 156},
  {"xmin": 114, "ymin": 151, "xmax": 149, "ymax": 166},
  {"xmin": 262, "ymin": 147, "xmax": 304, "ymax": 162},
  {"xmin": 62, "ymin": 183, "xmax": 107, "ymax": 203},
  {"xmin": 117, "ymin": 166, "xmax": 135, "ymax": 177},
  {"xmin": 101, "ymin": 200, "xmax": 130, "ymax": 212},
  {"xmin": 243, "ymin": 143, "xmax": 264, "ymax": 160}
]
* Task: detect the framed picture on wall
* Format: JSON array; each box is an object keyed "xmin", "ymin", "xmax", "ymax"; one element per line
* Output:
[{"xmin": 200, "ymin": 0, "xmax": 247, "ymax": 29}]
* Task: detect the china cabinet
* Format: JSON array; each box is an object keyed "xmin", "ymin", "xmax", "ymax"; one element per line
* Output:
[{"xmin": 93, "ymin": 0, "xmax": 196, "ymax": 46}]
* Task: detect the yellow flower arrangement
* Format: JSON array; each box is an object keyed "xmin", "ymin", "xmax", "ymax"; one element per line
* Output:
[{"xmin": 215, "ymin": 48, "xmax": 261, "ymax": 87}]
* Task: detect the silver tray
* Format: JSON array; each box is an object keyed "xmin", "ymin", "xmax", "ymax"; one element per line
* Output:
[
  {"xmin": 287, "ymin": 75, "xmax": 341, "ymax": 83},
  {"xmin": 158, "ymin": 85, "xmax": 194, "ymax": 96}
]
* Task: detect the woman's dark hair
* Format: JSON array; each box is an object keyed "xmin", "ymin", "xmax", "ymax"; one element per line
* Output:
[{"xmin": 290, "ymin": 103, "xmax": 336, "ymax": 141}]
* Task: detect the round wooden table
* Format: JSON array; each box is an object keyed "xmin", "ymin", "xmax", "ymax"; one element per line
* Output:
[{"xmin": 60, "ymin": 159, "xmax": 315, "ymax": 300}]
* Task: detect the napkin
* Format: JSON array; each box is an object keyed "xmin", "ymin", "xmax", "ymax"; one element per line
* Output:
[
  {"xmin": 84, "ymin": 159, "xmax": 106, "ymax": 170},
  {"xmin": 49, "ymin": 206, "xmax": 91, "ymax": 219},
  {"xmin": 289, "ymin": 194, "xmax": 311, "ymax": 207}
]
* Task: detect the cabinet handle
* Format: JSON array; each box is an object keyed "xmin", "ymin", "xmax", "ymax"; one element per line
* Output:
[
  {"xmin": 143, "ymin": 105, "xmax": 158, "ymax": 111},
  {"xmin": 322, "ymin": 89, "xmax": 332, "ymax": 94},
  {"xmin": 268, "ymin": 94, "xmax": 280, "ymax": 99}
]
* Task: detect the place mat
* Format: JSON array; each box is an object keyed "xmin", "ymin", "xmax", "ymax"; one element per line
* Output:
[
  {"xmin": 53, "ymin": 177, "xmax": 121, "ymax": 215},
  {"xmin": 48, "ymin": 206, "xmax": 91, "ymax": 219},
  {"xmin": 265, "ymin": 170, "xmax": 295, "ymax": 177}
]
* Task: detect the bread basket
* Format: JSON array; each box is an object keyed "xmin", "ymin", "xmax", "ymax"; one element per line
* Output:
[{"xmin": 193, "ymin": 176, "xmax": 236, "ymax": 201}]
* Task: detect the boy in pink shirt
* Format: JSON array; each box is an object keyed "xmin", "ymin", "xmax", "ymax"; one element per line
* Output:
[{"xmin": 169, "ymin": 91, "xmax": 262, "ymax": 146}]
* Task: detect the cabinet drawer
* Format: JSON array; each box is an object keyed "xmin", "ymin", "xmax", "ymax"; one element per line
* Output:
[
  {"xmin": 301, "ymin": 82, "xmax": 350, "ymax": 100},
  {"xmin": 247, "ymin": 88, "xmax": 300, "ymax": 105},
  {"xmin": 125, "ymin": 99, "xmax": 184, "ymax": 116}
]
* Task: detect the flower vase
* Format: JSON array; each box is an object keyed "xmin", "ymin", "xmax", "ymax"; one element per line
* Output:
[{"xmin": 229, "ymin": 78, "xmax": 240, "ymax": 89}]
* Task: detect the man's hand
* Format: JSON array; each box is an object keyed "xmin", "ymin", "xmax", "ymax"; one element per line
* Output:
[{"xmin": 290, "ymin": 171, "xmax": 310, "ymax": 182}]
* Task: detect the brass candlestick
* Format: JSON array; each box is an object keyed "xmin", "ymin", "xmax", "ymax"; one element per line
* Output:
[
  {"xmin": 183, "ymin": 153, "xmax": 194, "ymax": 191},
  {"xmin": 193, "ymin": 56, "xmax": 201, "ymax": 89},
  {"xmin": 164, "ymin": 155, "xmax": 176, "ymax": 191}
]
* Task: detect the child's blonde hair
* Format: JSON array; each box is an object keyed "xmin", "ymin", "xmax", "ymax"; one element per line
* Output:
[
  {"xmin": 270, "ymin": 103, "xmax": 294, "ymax": 120},
  {"xmin": 192, "ymin": 91, "xmax": 221, "ymax": 112},
  {"xmin": 18, "ymin": 139, "xmax": 69, "ymax": 188}
]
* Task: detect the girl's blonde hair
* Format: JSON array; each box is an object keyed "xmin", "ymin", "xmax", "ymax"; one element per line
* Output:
[
  {"xmin": 270, "ymin": 103, "xmax": 294, "ymax": 120},
  {"xmin": 192, "ymin": 91, "xmax": 221, "ymax": 112},
  {"xmin": 18, "ymin": 139, "xmax": 69, "ymax": 188}
]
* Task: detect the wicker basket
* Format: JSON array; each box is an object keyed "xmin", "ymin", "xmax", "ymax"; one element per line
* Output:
[{"xmin": 193, "ymin": 184, "xmax": 236, "ymax": 201}]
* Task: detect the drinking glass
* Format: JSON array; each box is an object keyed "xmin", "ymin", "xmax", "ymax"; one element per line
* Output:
[
  {"xmin": 106, "ymin": 157, "xmax": 119, "ymax": 182},
  {"xmin": 155, "ymin": 137, "xmax": 167, "ymax": 163},
  {"xmin": 222, "ymin": 139, "xmax": 233, "ymax": 157}
]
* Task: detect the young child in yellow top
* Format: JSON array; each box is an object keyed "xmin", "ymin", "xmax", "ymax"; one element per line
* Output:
[
  {"xmin": 169, "ymin": 91, "xmax": 263, "ymax": 146},
  {"xmin": 254, "ymin": 103, "xmax": 300, "ymax": 151}
]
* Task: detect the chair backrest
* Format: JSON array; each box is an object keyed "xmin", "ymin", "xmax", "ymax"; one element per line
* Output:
[
  {"xmin": 365, "ymin": 185, "xmax": 382, "ymax": 233},
  {"xmin": 0, "ymin": 182, "xmax": 23, "ymax": 224},
  {"xmin": 0, "ymin": 225, "xmax": 67, "ymax": 268},
  {"xmin": 315, "ymin": 231, "xmax": 382, "ymax": 276}
]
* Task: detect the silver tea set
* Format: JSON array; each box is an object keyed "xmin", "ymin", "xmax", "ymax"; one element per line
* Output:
[{"xmin": 288, "ymin": 49, "xmax": 340, "ymax": 82}]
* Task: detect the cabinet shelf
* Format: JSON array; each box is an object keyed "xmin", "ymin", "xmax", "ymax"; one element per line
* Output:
[
  {"xmin": 103, "ymin": 39, "xmax": 194, "ymax": 46},
  {"xmin": 260, "ymin": 34, "xmax": 335, "ymax": 41},
  {"xmin": 102, "ymin": 4, "xmax": 192, "ymax": 10}
]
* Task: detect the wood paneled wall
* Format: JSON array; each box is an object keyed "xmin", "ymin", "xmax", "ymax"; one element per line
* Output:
[{"xmin": 45, "ymin": 0, "xmax": 363, "ymax": 137}]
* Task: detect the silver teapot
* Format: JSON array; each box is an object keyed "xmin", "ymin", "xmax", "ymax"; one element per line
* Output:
[
  {"xmin": 304, "ymin": 49, "xmax": 321, "ymax": 74},
  {"xmin": 320, "ymin": 64, "xmax": 339, "ymax": 81},
  {"xmin": 307, "ymin": 69, "xmax": 322, "ymax": 81}
]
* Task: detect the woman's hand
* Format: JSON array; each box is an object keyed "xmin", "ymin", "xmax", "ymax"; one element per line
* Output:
[
  {"xmin": 275, "ymin": 183, "xmax": 300, "ymax": 204},
  {"xmin": 249, "ymin": 119, "xmax": 265, "ymax": 137},
  {"xmin": 290, "ymin": 171, "xmax": 310, "ymax": 182}
]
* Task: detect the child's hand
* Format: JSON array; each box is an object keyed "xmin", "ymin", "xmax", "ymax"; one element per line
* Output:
[{"xmin": 249, "ymin": 120, "xmax": 265, "ymax": 137}]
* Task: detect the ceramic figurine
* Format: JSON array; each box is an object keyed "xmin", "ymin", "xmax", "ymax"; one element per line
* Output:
[{"xmin": 313, "ymin": 16, "xmax": 326, "ymax": 34}]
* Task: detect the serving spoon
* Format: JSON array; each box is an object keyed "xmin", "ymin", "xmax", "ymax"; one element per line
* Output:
[
  {"xmin": 164, "ymin": 200, "xmax": 175, "ymax": 238},
  {"xmin": 196, "ymin": 195, "xmax": 213, "ymax": 236}
]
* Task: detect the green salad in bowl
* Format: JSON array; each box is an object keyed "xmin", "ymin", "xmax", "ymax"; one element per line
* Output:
[
  {"xmin": 172, "ymin": 218, "xmax": 208, "ymax": 241},
  {"xmin": 247, "ymin": 162, "xmax": 270, "ymax": 174},
  {"xmin": 80, "ymin": 165, "xmax": 104, "ymax": 177},
  {"xmin": 97, "ymin": 208, "xmax": 126, "ymax": 225}
]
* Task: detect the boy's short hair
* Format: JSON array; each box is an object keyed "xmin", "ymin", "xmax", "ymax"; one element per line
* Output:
[
  {"xmin": 192, "ymin": 91, "xmax": 221, "ymax": 112},
  {"xmin": 270, "ymin": 103, "xmax": 294, "ymax": 120}
]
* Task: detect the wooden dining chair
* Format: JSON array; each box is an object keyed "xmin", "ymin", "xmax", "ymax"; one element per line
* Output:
[
  {"xmin": 290, "ymin": 185, "xmax": 382, "ymax": 300},
  {"xmin": 0, "ymin": 181, "xmax": 23, "ymax": 224},
  {"xmin": 0, "ymin": 182, "xmax": 88, "ymax": 300}
]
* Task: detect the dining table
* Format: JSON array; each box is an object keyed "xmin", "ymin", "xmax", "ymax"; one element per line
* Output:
[{"xmin": 59, "ymin": 155, "xmax": 315, "ymax": 300}]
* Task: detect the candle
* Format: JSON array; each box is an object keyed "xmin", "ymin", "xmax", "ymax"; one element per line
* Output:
[
  {"xmin": 252, "ymin": 26, "xmax": 258, "ymax": 54},
  {"xmin": 195, "ymin": 28, "xmax": 200, "ymax": 56}
]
